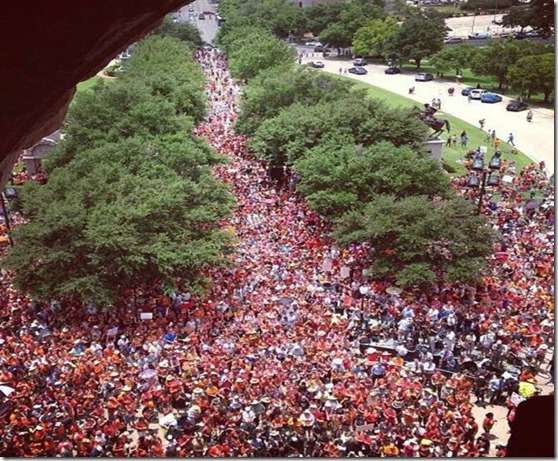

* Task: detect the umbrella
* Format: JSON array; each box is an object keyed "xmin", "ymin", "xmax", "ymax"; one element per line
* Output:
[
  {"xmin": 386, "ymin": 286, "xmax": 403, "ymax": 295},
  {"xmin": 139, "ymin": 369, "xmax": 158, "ymax": 380},
  {"xmin": 0, "ymin": 384, "xmax": 15, "ymax": 397}
]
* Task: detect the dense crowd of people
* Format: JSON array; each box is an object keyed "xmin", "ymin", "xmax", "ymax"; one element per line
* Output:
[{"xmin": 0, "ymin": 48, "xmax": 553, "ymax": 457}]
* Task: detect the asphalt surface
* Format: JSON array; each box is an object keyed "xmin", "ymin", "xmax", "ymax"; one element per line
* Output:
[
  {"xmin": 177, "ymin": 0, "xmax": 219, "ymax": 43},
  {"xmin": 298, "ymin": 53, "xmax": 554, "ymax": 174}
]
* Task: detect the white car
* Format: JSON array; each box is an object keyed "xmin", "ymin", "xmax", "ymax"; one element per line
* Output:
[
  {"xmin": 469, "ymin": 89, "xmax": 488, "ymax": 100},
  {"xmin": 304, "ymin": 41, "xmax": 322, "ymax": 47}
]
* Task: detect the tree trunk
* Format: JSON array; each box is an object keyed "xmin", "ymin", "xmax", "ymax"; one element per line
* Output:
[
  {"xmin": 415, "ymin": 58, "xmax": 421, "ymax": 69},
  {"xmin": 543, "ymin": 91, "xmax": 549, "ymax": 103}
]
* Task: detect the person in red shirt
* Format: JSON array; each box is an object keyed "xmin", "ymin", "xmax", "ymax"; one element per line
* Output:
[{"xmin": 482, "ymin": 412, "xmax": 495, "ymax": 435}]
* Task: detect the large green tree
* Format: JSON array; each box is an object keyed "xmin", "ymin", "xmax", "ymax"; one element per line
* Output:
[
  {"xmin": 217, "ymin": 0, "xmax": 307, "ymax": 39},
  {"xmin": 248, "ymin": 95, "xmax": 427, "ymax": 167},
  {"xmin": 5, "ymin": 33, "xmax": 233, "ymax": 305},
  {"xmin": 428, "ymin": 44, "xmax": 478, "ymax": 76},
  {"xmin": 333, "ymin": 194, "xmax": 497, "ymax": 287},
  {"xmin": 384, "ymin": 11, "xmax": 448, "ymax": 68},
  {"xmin": 293, "ymin": 141, "xmax": 450, "ymax": 219},
  {"xmin": 471, "ymin": 39, "xmax": 552, "ymax": 89},
  {"xmin": 318, "ymin": 0, "xmax": 385, "ymax": 51},
  {"xmin": 508, "ymin": 53, "xmax": 554, "ymax": 102},
  {"xmin": 502, "ymin": 0, "xmax": 554, "ymax": 37},
  {"xmin": 4, "ymin": 156, "xmax": 233, "ymax": 304},
  {"xmin": 304, "ymin": 3, "xmax": 347, "ymax": 36},
  {"xmin": 236, "ymin": 65, "xmax": 353, "ymax": 135},
  {"xmin": 352, "ymin": 17, "xmax": 400, "ymax": 58}
]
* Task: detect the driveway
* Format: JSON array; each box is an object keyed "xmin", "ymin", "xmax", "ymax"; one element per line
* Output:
[{"xmin": 300, "ymin": 55, "xmax": 555, "ymax": 174}]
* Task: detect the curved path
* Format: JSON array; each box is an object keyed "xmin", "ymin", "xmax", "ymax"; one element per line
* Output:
[{"xmin": 301, "ymin": 56, "xmax": 555, "ymax": 174}]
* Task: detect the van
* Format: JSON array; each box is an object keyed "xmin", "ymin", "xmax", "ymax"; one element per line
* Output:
[{"xmin": 468, "ymin": 31, "xmax": 491, "ymax": 39}]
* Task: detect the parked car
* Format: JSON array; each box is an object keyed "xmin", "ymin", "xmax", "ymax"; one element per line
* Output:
[
  {"xmin": 348, "ymin": 66, "xmax": 368, "ymax": 75},
  {"xmin": 305, "ymin": 41, "xmax": 322, "ymax": 47},
  {"xmin": 481, "ymin": 92, "xmax": 503, "ymax": 103},
  {"xmin": 444, "ymin": 37, "xmax": 464, "ymax": 44},
  {"xmin": 415, "ymin": 72, "xmax": 434, "ymax": 82},
  {"xmin": 469, "ymin": 89, "xmax": 488, "ymax": 99},
  {"xmin": 461, "ymin": 86, "xmax": 478, "ymax": 96},
  {"xmin": 308, "ymin": 61, "xmax": 325, "ymax": 68},
  {"xmin": 469, "ymin": 31, "xmax": 491, "ymax": 39},
  {"xmin": 384, "ymin": 67, "xmax": 401, "ymax": 74},
  {"xmin": 492, "ymin": 18, "xmax": 503, "ymax": 25},
  {"xmin": 353, "ymin": 58, "xmax": 367, "ymax": 66},
  {"xmin": 506, "ymin": 100, "xmax": 529, "ymax": 111},
  {"xmin": 198, "ymin": 13, "xmax": 205, "ymax": 19}
]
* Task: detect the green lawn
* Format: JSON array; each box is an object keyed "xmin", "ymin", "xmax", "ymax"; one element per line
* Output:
[
  {"xmin": 76, "ymin": 76, "xmax": 102, "ymax": 93},
  {"xmin": 332, "ymin": 75, "xmax": 537, "ymax": 176}
]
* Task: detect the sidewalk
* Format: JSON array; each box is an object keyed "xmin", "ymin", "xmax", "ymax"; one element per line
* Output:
[{"xmin": 304, "ymin": 56, "xmax": 555, "ymax": 174}]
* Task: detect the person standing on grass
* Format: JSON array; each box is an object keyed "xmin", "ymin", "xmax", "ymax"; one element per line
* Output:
[
  {"xmin": 493, "ymin": 138, "xmax": 502, "ymax": 151},
  {"xmin": 485, "ymin": 129, "xmax": 492, "ymax": 142}
]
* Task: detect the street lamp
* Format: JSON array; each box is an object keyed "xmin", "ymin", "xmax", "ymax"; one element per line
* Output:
[
  {"xmin": 466, "ymin": 152, "xmax": 501, "ymax": 214},
  {"xmin": 0, "ymin": 187, "xmax": 17, "ymax": 246}
]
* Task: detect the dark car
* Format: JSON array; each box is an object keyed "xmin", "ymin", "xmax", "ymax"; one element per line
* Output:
[
  {"xmin": 314, "ymin": 45, "xmax": 331, "ymax": 52},
  {"xmin": 506, "ymin": 100, "xmax": 529, "ymax": 112},
  {"xmin": 198, "ymin": 13, "xmax": 205, "ymax": 19},
  {"xmin": 348, "ymin": 66, "xmax": 368, "ymax": 75},
  {"xmin": 384, "ymin": 67, "xmax": 401, "ymax": 74},
  {"xmin": 308, "ymin": 61, "xmax": 325, "ymax": 68},
  {"xmin": 461, "ymin": 86, "xmax": 478, "ymax": 96},
  {"xmin": 353, "ymin": 58, "xmax": 367, "ymax": 66}
]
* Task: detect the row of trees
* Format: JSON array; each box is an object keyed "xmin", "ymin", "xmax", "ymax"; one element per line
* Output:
[
  {"xmin": 427, "ymin": 40, "xmax": 554, "ymax": 101},
  {"xmin": 217, "ymin": 0, "xmax": 553, "ymax": 79},
  {"xmin": 217, "ymin": 16, "xmax": 497, "ymax": 288},
  {"xmin": 3, "ymin": 24, "xmax": 234, "ymax": 304}
]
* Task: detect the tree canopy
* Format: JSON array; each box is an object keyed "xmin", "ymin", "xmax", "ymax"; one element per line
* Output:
[
  {"xmin": 352, "ymin": 17, "xmax": 400, "ymax": 58},
  {"xmin": 428, "ymin": 44, "xmax": 478, "ymax": 76},
  {"xmin": 508, "ymin": 53, "xmax": 554, "ymax": 102},
  {"xmin": 4, "ymin": 35, "xmax": 234, "ymax": 305},
  {"xmin": 333, "ymin": 194, "xmax": 497, "ymax": 287},
  {"xmin": 384, "ymin": 11, "xmax": 448, "ymax": 68},
  {"xmin": 502, "ymin": 0, "xmax": 554, "ymax": 37},
  {"xmin": 471, "ymin": 39, "xmax": 552, "ymax": 89},
  {"xmin": 227, "ymin": 32, "xmax": 296, "ymax": 80},
  {"xmin": 217, "ymin": 0, "xmax": 307, "ymax": 39},
  {"xmin": 247, "ymin": 95, "xmax": 427, "ymax": 166},
  {"xmin": 236, "ymin": 65, "xmax": 353, "ymax": 135},
  {"xmin": 293, "ymin": 141, "xmax": 451, "ymax": 219}
]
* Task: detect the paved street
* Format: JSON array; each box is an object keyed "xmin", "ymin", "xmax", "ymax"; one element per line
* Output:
[
  {"xmin": 300, "ymin": 54, "xmax": 555, "ymax": 174},
  {"xmin": 177, "ymin": 0, "xmax": 219, "ymax": 43}
]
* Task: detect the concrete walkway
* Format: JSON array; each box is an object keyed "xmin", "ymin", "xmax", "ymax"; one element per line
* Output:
[{"xmin": 302, "ymin": 56, "xmax": 555, "ymax": 174}]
